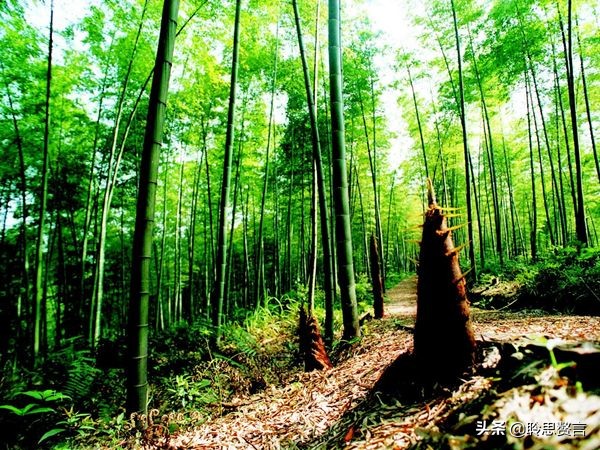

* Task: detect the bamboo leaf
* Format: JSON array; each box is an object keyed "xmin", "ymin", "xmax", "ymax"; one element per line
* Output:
[
  {"xmin": 0, "ymin": 404, "xmax": 25, "ymax": 416},
  {"xmin": 38, "ymin": 428, "xmax": 65, "ymax": 444},
  {"xmin": 26, "ymin": 406, "xmax": 56, "ymax": 415},
  {"xmin": 20, "ymin": 390, "xmax": 46, "ymax": 400}
]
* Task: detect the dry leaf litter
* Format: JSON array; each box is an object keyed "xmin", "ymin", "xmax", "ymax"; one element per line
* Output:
[{"xmin": 164, "ymin": 278, "xmax": 600, "ymax": 450}]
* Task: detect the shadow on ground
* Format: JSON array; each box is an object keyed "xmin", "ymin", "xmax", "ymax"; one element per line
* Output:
[{"xmin": 296, "ymin": 332, "xmax": 600, "ymax": 450}]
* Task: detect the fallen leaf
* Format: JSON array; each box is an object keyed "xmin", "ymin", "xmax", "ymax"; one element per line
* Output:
[{"xmin": 344, "ymin": 425, "xmax": 355, "ymax": 442}]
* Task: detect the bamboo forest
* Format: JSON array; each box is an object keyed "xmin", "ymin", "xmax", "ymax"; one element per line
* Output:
[{"xmin": 1, "ymin": 0, "xmax": 599, "ymax": 448}]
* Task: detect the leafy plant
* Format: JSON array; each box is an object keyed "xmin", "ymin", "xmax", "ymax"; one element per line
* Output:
[
  {"xmin": 0, "ymin": 402, "xmax": 55, "ymax": 417},
  {"xmin": 165, "ymin": 375, "xmax": 215, "ymax": 409},
  {"xmin": 0, "ymin": 389, "xmax": 76, "ymax": 447},
  {"xmin": 0, "ymin": 389, "xmax": 69, "ymax": 416},
  {"xmin": 38, "ymin": 407, "xmax": 95, "ymax": 445}
]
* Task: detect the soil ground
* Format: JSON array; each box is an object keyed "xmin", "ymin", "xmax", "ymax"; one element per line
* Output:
[{"xmin": 164, "ymin": 277, "xmax": 600, "ymax": 450}]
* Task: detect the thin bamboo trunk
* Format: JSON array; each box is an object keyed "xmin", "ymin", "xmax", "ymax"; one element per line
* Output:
[
  {"xmin": 127, "ymin": 0, "xmax": 179, "ymax": 419},
  {"xmin": 407, "ymin": 65, "xmax": 429, "ymax": 179},
  {"xmin": 576, "ymin": 25, "xmax": 599, "ymax": 183},
  {"xmin": 328, "ymin": 0, "xmax": 360, "ymax": 340},
  {"xmin": 211, "ymin": 0, "xmax": 241, "ymax": 332},
  {"xmin": 526, "ymin": 74, "xmax": 538, "ymax": 261},
  {"xmin": 369, "ymin": 234, "xmax": 384, "ymax": 319},
  {"xmin": 187, "ymin": 148, "xmax": 203, "ymax": 321},
  {"xmin": 293, "ymin": 0, "xmax": 335, "ymax": 337},
  {"xmin": 528, "ymin": 55, "xmax": 559, "ymax": 247},
  {"xmin": 92, "ymin": 1, "xmax": 149, "ymax": 347},
  {"xmin": 431, "ymin": 98, "xmax": 450, "ymax": 207},
  {"xmin": 529, "ymin": 78, "xmax": 554, "ymax": 248},
  {"xmin": 468, "ymin": 149, "xmax": 484, "ymax": 271},
  {"xmin": 33, "ymin": 0, "xmax": 53, "ymax": 366},
  {"xmin": 552, "ymin": 70, "xmax": 569, "ymax": 245},
  {"xmin": 359, "ymin": 91, "xmax": 384, "ymax": 286},
  {"xmin": 79, "ymin": 41, "xmax": 112, "ymax": 336},
  {"xmin": 285, "ymin": 138, "xmax": 295, "ymax": 294},
  {"xmin": 385, "ymin": 173, "xmax": 396, "ymax": 277},
  {"xmin": 155, "ymin": 152, "xmax": 170, "ymax": 329},
  {"xmin": 242, "ymin": 188, "xmax": 251, "ymax": 308},
  {"xmin": 370, "ymin": 75, "xmax": 385, "ymax": 292},
  {"xmin": 564, "ymin": 1, "xmax": 587, "ymax": 244},
  {"xmin": 226, "ymin": 105, "xmax": 245, "ymax": 313},
  {"xmin": 2, "ymin": 72, "xmax": 30, "ymax": 346},
  {"xmin": 174, "ymin": 159, "xmax": 184, "ymax": 321},
  {"xmin": 307, "ymin": 162, "xmax": 318, "ymax": 312},
  {"xmin": 254, "ymin": 19, "xmax": 279, "ymax": 306},
  {"xmin": 56, "ymin": 214, "xmax": 66, "ymax": 348},
  {"xmin": 200, "ymin": 119, "xmax": 215, "ymax": 273},
  {"xmin": 556, "ymin": 60, "xmax": 578, "ymax": 227},
  {"xmin": 355, "ymin": 165, "xmax": 370, "ymax": 276},
  {"xmin": 467, "ymin": 26, "xmax": 502, "ymax": 264},
  {"xmin": 450, "ymin": 0, "xmax": 476, "ymax": 280}
]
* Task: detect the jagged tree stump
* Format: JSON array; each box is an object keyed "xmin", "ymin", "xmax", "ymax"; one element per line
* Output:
[
  {"xmin": 414, "ymin": 180, "xmax": 476, "ymax": 381},
  {"xmin": 369, "ymin": 234, "xmax": 385, "ymax": 319},
  {"xmin": 299, "ymin": 306, "xmax": 333, "ymax": 371}
]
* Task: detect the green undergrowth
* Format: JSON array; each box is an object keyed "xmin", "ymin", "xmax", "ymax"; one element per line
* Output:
[
  {"xmin": 0, "ymin": 272, "xmax": 396, "ymax": 449},
  {"xmin": 472, "ymin": 247, "xmax": 600, "ymax": 314}
]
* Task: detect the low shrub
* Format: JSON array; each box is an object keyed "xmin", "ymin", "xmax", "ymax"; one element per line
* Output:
[{"xmin": 475, "ymin": 247, "xmax": 600, "ymax": 314}]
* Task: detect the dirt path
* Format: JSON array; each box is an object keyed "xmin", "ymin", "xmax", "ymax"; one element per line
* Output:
[
  {"xmin": 384, "ymin": 276, "xmax": 417, "ymax": 317},
  {"xmin": 386, "ymin": 275, "xmax": 600, "ymax": 342},
  {"xmin": 166, "ymin": 278, "xmax": 418, "ymax": 449},
  {"xmin": 165, "ymin": 277, "xmax": 600, "ymax": 450}
]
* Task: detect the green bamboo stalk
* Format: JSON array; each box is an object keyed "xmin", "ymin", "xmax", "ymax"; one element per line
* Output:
[
  {"xmin": 328, "ymin": 0, "xmax": 360, "ymax": 340},
  {"xmin": 127, "ymin": 0, "xmax": 179, "ymax": 419},
  {"xmin": 211, "ymin": 0, "xmax": 242, "ymax": 332}
]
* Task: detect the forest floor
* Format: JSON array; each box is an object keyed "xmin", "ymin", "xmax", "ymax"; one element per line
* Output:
[{"xmin": 163, "ymin": 277, "xmax": 600, "ymax": 450}]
